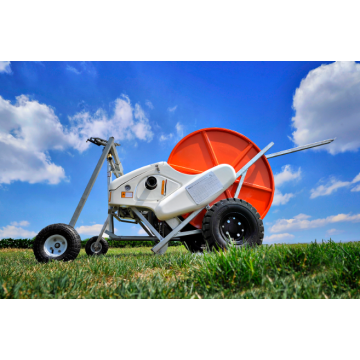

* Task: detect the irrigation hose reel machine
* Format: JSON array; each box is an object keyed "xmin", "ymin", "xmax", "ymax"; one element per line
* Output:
[{"xmin": 32, "ymin": 128, "xmax": 334, "ymax": 262}]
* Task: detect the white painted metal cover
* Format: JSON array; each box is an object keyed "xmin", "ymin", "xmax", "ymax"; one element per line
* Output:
[{"xmin": 186, "ymin": 172, "xmax": 223, "ymax": 205}]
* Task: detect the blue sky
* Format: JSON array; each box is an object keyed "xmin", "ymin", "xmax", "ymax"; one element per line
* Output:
[{"xmin": 0, "ymin": 61, "xmax": 359, "ymax": 243}]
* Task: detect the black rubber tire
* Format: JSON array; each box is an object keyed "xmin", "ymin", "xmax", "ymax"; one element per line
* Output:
[
  {"xmin": 33, "ymin": 223, "xmax": 81, "ymax": 263},
  {"xmin": 85, "ymin": 236, "xmax": 109, "ymax": 256},
  {"xmin": 202, "ymin": 199, "xmax": 264, "ymax": 250}
]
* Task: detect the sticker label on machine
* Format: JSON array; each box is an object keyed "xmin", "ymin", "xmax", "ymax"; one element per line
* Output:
[
  {"xmin": 121, "ymin": 192, "xmax": 133, "ymax": 198},
  {"xmin": 186, "ymin": 172, "xmax": 223, "ymax": 205}
]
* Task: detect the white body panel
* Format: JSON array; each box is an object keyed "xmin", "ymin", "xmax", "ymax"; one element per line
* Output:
[{"xmin": 109, "ymin": 162, "xmax": 236, "ymax": 220}]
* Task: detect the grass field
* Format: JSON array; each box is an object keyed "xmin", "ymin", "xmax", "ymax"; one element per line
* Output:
[{"xmin": 1, "ymin": 241, "xmax": 360, "ymax": 299}]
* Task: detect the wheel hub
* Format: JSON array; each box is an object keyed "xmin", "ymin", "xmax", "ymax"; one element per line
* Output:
[
  {"xmin": 90, "ymin": 242, "xmax": 102, "ymax": 253},
  {"xmin": 221, "ymin": 215, "xmax": 246, "ymax": 243},
  {"xmin": 44, "ymin": 235, "xmax": 68, "ymax": 257}
]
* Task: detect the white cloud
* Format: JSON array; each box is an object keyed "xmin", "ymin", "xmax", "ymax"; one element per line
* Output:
[
  {"xmin": 159, "ymin": 133, "xmax": 174, "ymax": 142},
  {"xmin": 263, "ymin": 233, "xmax": 294, "ymax": 244},
  {"xmin": 138, "ymin": 228, "xmax": 147, "ymax": 235},
  {"xmin": 270, "ymin": 213, "xmax": 360, "ymax": 233},
  {"xmin": 310, "ymin": 178, "xmax": 350, "ymax": 198},
  {"xmin": 68, "ymin": 95, "xmax": 153, "ymax": 151},
  {"xmin": 0, "ymin": 95, "xmax": 68, "ymax": 184},
  {"xmin": 145, "ymin": 100, "xmax": 154, "ymax": 109},
  {"xmin": 352, "ymin": 173, "xmax": 360, "ymax": 183},
  {"xmin": 0, "ymin": 221, "xmax": 36, "ymax": 239},
  {"xmin": 0, "ymin": 61, "xmax": 11, "ymax": 74},
  {"xmin": 310, "ymin": 172, "xmax": 360, "ymax": 198},
  {"xmin": 66, "ymin": 62, "xmax": 96, "ymax": 76},
  {"xmin": 326, "ymin": 228, "xmax": 344, "ymax": 236},
  {"xmin": 76, "ymin": 224, "xmax": 104, "ymax": 236},
  {"xmin": 351, "ymin": 184, "xmax": 360, "ymax": 192},
  {"xmin": 274, "ymin": 165, "xmax": 301, "ymax": 187},
  {"xmin": 159, "ymin": 122, "xmax": 184, "ymax": 143},
  {"xmin": 291, "ymin": 61, "xmax": 360, "ymax": 155},
  {"xmin": 66, "ymin": 65, "xmax": 81, "ymax": 74},
  {"xmin": 0, "ymin": 94, "xmax": 153, "ymax": 184},
  {"xmin": 168, "ymin": 105, "xmax": 177, "ymax": 112},
  {"xmin": 327, "ymin": 228, "xmax": 337, "ymax": 235},
  {"xmin": 175, "ymin": 122, "xmax": 184, "ymax": 138},
  {"xmin": 76, "ymin": 224, "xmax": 118, "ymax": 236},
  {"xmin": 351, "ymin": 173, "xmax": 360, "ymax": 192},
  {"xmin": 80, "ymin": 62, "xmax": 96, "ymax": 76},
  {"xmin": 133, "ymin": 103, "xmax": 153, "ymax": 141},
  {"xmin": 272, "ymin": 191, "xmax": 294, "ymax": 206},
  {"xmin": 272, "ymin": 165, "xmax": 301, "ymax": 206}
]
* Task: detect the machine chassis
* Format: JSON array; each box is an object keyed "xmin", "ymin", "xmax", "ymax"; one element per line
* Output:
[
  {"xmin": 68, "ymin": 136, "xmax": 333, "ymax": 255},
  {"xmin": 33, "ymin": 134, "xmax": 334, "ymax": 261}
]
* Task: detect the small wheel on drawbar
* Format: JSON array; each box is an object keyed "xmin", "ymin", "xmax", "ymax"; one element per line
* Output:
[{"xmin": 85, "ymin": 236, "xmax": 109, "ymax": 256}]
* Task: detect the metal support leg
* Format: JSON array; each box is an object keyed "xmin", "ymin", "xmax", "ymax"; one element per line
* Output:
[
  {"xmin": 175, "ymin": 229, "xmax": 202, "ymax": 237},
  {"xmin": 95, "ymin": 217, "xmax": 109, "ymax": 245},
  {"xmin": 130, "ymin": 207, "xmax": 170, "ymax": 254},
  {"xmin": 234, "ymin": 169, "xmax": 247, "ymax": 199},
  {"xmin": 152, "ymin": 207, "xmax": 205, "ymax": 254},
  {"xmin": 107, "ymin": 160, "xmax": 114, "ymax": 234},
  {"xmin": 69, "ymin": 137, "xmax": 115, "ymax": 228},
  {"xmin": 131, "ymin": 207, "xmax": 163, "ymax": 242}
]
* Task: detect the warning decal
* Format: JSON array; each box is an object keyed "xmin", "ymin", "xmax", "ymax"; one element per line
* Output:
[{"xmin": 121, "ymin": 192, "xmax": 133, "ymax": 198}]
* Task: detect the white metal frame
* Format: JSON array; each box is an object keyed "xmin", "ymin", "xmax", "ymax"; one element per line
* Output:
[{"xmin": 69, "ymin": 136, "xmax": 334, "ymax": 255}]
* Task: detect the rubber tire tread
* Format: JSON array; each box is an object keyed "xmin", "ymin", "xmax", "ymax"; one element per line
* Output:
[
  {"xmin": 85, "ymin": 236, "xmax": 109, "ymax": 256},
  {"xmin": 33, "ymin": 223, "xmax": 81, "ymax": 263},
  {"xmin": 202, "ymin": 199, "xmax": 264, "ymax": 250}
]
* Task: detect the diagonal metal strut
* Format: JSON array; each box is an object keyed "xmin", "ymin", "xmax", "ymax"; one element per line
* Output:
[
  {"xmin": 152, "ymin": 207, "xmax": 205, "ymax": 254},
  {"xmin": 236, "ymin": 142, "xmax": 274, "ymax": 179},
  {"xmin": 131, "ymin": 207, "xmax": 163, "ymax": 242}
]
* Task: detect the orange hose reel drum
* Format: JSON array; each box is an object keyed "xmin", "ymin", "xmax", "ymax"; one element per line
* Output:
[{"xmin": 168, "ymin": 128, "xmax": 275, "ymax": 229}]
